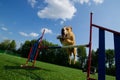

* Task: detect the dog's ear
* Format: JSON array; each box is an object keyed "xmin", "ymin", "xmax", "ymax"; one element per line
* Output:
[
  {"xmin": 70, "ymin": 27, "xmax": 72, "ymax": 30},
  {"xmin": 69, "ymin": 26, "xmax": 72, "ymax": 31}
]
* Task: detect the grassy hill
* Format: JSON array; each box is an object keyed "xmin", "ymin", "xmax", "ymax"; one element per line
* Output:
[{"xmin": 0, "ymin": 53, "xmax": 115, "ymax": 80}]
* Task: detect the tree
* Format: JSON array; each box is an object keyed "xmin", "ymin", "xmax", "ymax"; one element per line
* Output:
[
  {"xmin": 77, "ymin": 46, "xmax": 87, "ymax": 68},
  {"xmin": 106, "ymin": 49, "xmax": 114, "ymax": 69},
  {"xmin": 9, "ymin": 40, "xmax": 16, "ymax": 51},
  {"xmin": 0, "ymin": 40, "xmax": 11, "ymax": 50},
  {"xmin": 55, "ymin": 48, "xmax": 68, "ymax": 66},
  {"xmin": 39, "ymin": 40, "xmax": 64, "ymax": 64},
  {"xmin": 20, "ymin": 40, "xmax": 31, "ymax": 57},
  {"xmin": 91, "ymin": 49, "xmax": 98, "ymax": 68},
  {"xmin": 33, "ymin": 39, "xmax": 68, "ymax": 66},
  {"xmin": 105, "ymin": 49, "xmax": 115, "ymax": 76}
]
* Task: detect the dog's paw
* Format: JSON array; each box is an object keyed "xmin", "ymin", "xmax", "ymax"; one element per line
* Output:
[{"xmin": 57, "ymin": 35, "xmax": 62, "ymax": 39}]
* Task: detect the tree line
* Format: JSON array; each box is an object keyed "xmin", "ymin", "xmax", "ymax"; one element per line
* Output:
[
  {"xmin": 0, "ymin": 39, "xmax": 115, "ymax": 76},
  {"xmin": 0, "ymin": 40, "xmax": 16, "ymax": 53}
]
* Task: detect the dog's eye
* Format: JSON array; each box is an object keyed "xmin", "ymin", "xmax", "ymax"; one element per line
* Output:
[{"xmin": 66, "ymin": 28, "xmax": 69, "ymax": 30}]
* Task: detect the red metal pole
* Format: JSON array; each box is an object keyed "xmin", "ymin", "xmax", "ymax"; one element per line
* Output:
[
  {"xmin": 32, "ymin": 29, "xmax": 45, "ymax": 66},
  {"xmin": 87, "ymin": 12, "xmax": 93, "ymax": 80},
  {"xmin": 26, "ymin": 47, "xmax": 33, "ymax": 65},
  {"xmin": 32, "ymin": 48, "xmax": 40, "ymax": 66}
]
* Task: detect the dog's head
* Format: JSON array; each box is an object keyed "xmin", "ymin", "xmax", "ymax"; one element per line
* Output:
[{"xmin": 61, "ymin": 26, "xmax": 72, "ymax": 38}]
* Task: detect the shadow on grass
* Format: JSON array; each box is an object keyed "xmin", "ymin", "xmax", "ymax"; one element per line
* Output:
[
  {"xmin": 4, "ymin": 65, "xmax": 51, "ymax": 71},
  {"xmin": 4, "ymin": 65, "xmax": 53, "ymax": 80}
]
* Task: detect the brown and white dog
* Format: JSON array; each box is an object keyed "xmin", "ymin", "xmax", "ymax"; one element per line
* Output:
[{"xmin": 57, "ymin": 26, "xmax": 76, "ymax": 64}]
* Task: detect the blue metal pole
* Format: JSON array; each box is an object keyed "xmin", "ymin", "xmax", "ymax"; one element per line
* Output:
[
  {"xmin": 114, "ymin": 33, "xmax": 120, "ymax": 80},
  {"xmin": 98, "ymin": 29, "xmax": 105, "ymax": 80},
  {"xmin": 29, "ymin": 36, "xmax": 41, "ymax": 61}
]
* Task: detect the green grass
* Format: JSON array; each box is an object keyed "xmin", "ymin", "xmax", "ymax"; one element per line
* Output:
[{"xmin": 0, "ymin": 53, "xmax": 115, "ymax": 80}]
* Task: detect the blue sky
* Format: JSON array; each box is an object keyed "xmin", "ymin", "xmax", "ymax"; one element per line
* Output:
[{"xmin": 0, "ymin": 0, "xmax": 120, "ymax": 50}]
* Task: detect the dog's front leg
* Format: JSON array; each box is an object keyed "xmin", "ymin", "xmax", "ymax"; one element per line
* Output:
[
  {"xmin": 57, "ymin": 35, "xmax": 64, "ymax": 44},
  {"xmin": 66, "ymin": 39, "xmax": 74, "ymax": 45},
  {"xmin": 73, "ymin": 48, "xmax": 77, "ymax": 64}
]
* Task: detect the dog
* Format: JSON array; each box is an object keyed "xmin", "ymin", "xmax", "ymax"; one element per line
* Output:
[{"xmin": 57, "ymin": 26, "xmax": 76, "ymax": 64}]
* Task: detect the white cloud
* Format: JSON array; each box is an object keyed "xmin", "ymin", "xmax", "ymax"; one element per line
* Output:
[
  {"xmin": 37, "ymin": 0, "xmax": 76, "ymax": 21},
  {"xmin": 71, "ymin": 0, "xmax": 90, "ymax": 4},
  {"xmin": 28, "ymin": 0, "xmax": 104, "ymax": 21},
  {"xmin": 19, "ymin": 32, "xmax": 29, "ymax": 37},
  {"xmin": 1, "ymin": 27, "xmax": 8, "ymax": 31},
  {"xmin": 93, "ymin": 0, "xmax": 104, "ymax": 4},
  {"xmin": 28, "ymin": 0, "xmax": 37, "ymax": 8},
  {"xmin": 80, "ymin": 0, "xmax": 89, "ymax": 4},
  {"xmin": 41, "ymin": 28, "xmax": 52, "ymax": 34},
  {"xmin": 71, "ymin": 0, "xmax": 104, "ymax": 4},
  {"xmin": 29, "ymin": 32, "xmax": 39, "ymax": 37},
  {"xmin": 19, "ymin": 32, "xmax": 39, "ymax": 37},
  {"xmin": 9, "ymin": 32, "xmax": 13, "ymax": 34},
  {"xmin": 60, "ymin": 21, "xmax": 64, "ymax": 25},
  {"xmin": 1, "ymin": 26, "xmax": 13, "ymax": 35}
]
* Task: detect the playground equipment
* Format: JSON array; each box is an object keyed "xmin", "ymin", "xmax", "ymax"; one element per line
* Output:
[
  {"xmin": 21, "ymin": 13, "xmax": 120, "ymax": 80},
  {"xmin": 21, "ymin": 28, "xmax": 89, "ymax": 67},
  {"xmin": 22, "ymin": 33, "xmax": 89, "ymax": 67},
  {"xmin": 22, "ymin": 29, "xmax": 45, "ymax": 67},
  {"xmin": 87, "ymin": 13, "xmax": 120, "ymax": 80}
]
